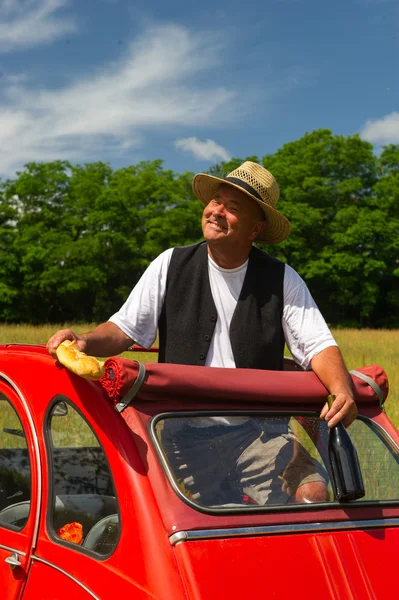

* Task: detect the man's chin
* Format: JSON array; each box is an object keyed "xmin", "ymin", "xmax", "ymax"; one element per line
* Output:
[{"xmin": 206, "ymin": 237, "xmax": 233, "ymax": 251}]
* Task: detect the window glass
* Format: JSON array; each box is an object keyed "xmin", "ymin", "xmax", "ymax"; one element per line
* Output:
[
  {"xmin": 0, "ymin": 393, "xmax": 31, "ymax": 529},
  {"xmin": 154, "ymin": 414, "xmax": 399, "ymax": 510},
  {"xmin": 349, "ymin": 418, "xmax": 399, "ymax": 501},
  {"xmin": 48, "ymin": 399, "xmax": 120, "ymax": 555}
]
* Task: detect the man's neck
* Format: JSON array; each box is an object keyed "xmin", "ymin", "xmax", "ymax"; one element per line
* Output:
[{"xmin": 207, "ymin": 242, "xmax": 252, "ymax": 269}]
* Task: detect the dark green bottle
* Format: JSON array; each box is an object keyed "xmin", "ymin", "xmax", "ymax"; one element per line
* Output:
[{"xmin": 327, "ymin": 395, "xmax": 365, "ymax": 501}]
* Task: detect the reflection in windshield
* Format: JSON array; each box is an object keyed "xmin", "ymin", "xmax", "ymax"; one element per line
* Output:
[
  {"xmin": 156, "ymin": 416, "xmax": 330, "ymax": 508},
  {"xmin": 155, "ymin": 415, "xmax": 399, "ymax": 510}
]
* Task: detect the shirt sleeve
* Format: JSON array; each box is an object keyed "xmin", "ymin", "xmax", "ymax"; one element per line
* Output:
[
  {"xmin": 108, "ymin": 248, "xmax": 173, "ymax": 349},
  {"xmin": 282, "ymin": 264, "xmax": 337, "ymax": 370}
]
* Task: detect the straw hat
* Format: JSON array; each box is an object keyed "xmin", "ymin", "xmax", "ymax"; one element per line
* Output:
[{"xmin": 192, "ymin": 161, "xmax": 290, "ymax": 244}]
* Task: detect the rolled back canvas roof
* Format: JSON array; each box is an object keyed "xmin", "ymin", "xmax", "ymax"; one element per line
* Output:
[{"xmin": 99, "ymin": 359, "xmax": 389, "ymax": 408}]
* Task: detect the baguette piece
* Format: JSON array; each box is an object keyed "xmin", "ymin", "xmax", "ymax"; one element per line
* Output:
[{"xmin": 56, "ymin": 340, "xmax": 105, "ymax": 381}]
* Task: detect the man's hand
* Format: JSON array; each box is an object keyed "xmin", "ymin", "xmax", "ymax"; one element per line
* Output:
[
  {"xmin": 280, "ymin": 442, "xmax": 329, "ymax": 503},
  {"xmin": 310, "ymin": 346, "xmax": 358, "ymax": 428},
  {"xmin": 47, "ymin": 322, "xmax": 133, "ymax": 359},
  {"xmin": 47, "ymin": 329, "xmax": 87, "ymax": 358},
  {"xmin": 320, "ymin": 392, "xmax": 357, "ymax": 428}
]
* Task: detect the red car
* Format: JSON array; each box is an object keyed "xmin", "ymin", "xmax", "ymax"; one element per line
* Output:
[{"xmin": 0, "ymin": 343, "xmax": 398, "ymax": 599}]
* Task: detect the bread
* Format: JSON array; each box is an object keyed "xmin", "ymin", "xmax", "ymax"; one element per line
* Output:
[{"xmin": 56, "ymin": 340, "xmax": 105, "ymax": 381}]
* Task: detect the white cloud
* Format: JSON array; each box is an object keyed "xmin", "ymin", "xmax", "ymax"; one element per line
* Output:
[
  {"xmin": 0, "ymin": 0, "xmax": 77, "ymax": 52},
  {"xmin": 360, "ymin": 112, "xmax": 399, "ymax": 144},
  {"xmin": 0, "ymin": 24, "xmax": 238, "ymax": 176},
  {"xmin": 175, "ymin": 137, "xmax": 231, "ymax": 162},
  {"xmin": 1, "ymin": 71, "xmax": 29, "ymax": 83}
]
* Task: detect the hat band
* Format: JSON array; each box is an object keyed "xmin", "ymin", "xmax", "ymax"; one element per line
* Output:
[{"xmin": 224, "ymin": 176, "xmax": 263, "ymax": 202}]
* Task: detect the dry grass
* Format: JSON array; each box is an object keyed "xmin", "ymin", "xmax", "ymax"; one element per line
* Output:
[
  {"xmin": 1, "ymin": 324, "xmax": 397, "ymax": 425},
  {"xmin": 0, "ymin": 324, "xmax": 99, "ymax": 345},
  {"xmin": 331, "ymin": 328, "xmax": 398, "ymax": 426}
]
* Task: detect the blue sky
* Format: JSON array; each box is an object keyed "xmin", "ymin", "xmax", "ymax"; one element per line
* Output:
[{"xmin": 0, "ymin": 0, "xmax": 398, "ymax": 177}]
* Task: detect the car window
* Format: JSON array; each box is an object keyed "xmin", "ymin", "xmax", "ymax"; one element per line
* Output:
[
  {"xmin": 47, "ymin": 398, "xmax": 120, "ymax": 556},
  {"xmin": 153, "ymin": 413, "xmax": 399, "ymax": 511},
  {"xmin": 0, "ymin": 393, "xmax": 31, "ymax": 529},
  {"xmin": 348, "ymin": 417, "xmax": 399, "ymax": 501}
]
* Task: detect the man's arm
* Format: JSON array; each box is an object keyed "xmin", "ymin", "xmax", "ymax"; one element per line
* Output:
[
  {"xmin": 47, "ymin": 322, "xmax": 134, "ymax": 358},
  {"xmin": 47, "ymin": 250, "xmax": 172, "ymax": 361},
  {"xmin": 311, "ymin": 345, "xmax": 357, "ymax": 428}
]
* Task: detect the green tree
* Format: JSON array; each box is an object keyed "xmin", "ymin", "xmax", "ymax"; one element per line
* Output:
[
  {"xmin": 1, "ymin": 132, "xmax": 397, "ymax": 326},
  {"xmin": 1, "ymin": 161, "xmax": 72, "ymax": 322},
  {"xmin": 260, "ymin": 130, "xmax": 382, "ymax": 324},
  {"xmin": 0, "ymin": 188, "xmax": 19, "ymax": 321},
  {"xmin": 370, "ymin": 145, "xmax": 399, "ymax": 325}
]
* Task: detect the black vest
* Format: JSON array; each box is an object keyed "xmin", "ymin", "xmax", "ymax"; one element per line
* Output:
[{"xmin": 158, "ymin": 242, "xmax": 285, "ymax": 370}]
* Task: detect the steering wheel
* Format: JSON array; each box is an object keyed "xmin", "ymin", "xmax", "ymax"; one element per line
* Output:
[
  {"xmin": 83, "ymin": 514, "xmax": 119, "ymax": 554},
  {"xmin": 0, "ymin": 501, "xmax": 30, "ymax": 528}
]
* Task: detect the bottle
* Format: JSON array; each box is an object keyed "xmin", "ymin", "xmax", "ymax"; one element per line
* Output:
[{"xmin": 327, "ymin": 394, "xmax": 365, "ymax": 501}]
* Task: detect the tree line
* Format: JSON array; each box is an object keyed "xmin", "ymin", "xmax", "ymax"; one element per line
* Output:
[{"xmin": 0, "ymin": 129, "xmax": 398, "ymax": 327}]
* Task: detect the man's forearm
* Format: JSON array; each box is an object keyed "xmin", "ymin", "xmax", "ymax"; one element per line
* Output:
[
  {"xmin": 81, "ymin": 322, "xmax": 134, "ymax": 357},
  {"xmin": 311, "ymin": 346, "xmax": 353, "ymax": 396},
  {"xmin": 311, "ymin": 346, "xmax": 357, "ymax": 427}
]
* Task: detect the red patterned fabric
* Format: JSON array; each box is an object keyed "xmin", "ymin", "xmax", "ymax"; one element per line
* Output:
[
  {"xmin": 99, "ymin": 359, "xmax": 389, "ymax": 407},
  {"xmin": 99, "ymin": 357, "xmax": 141, "ymax": 405}
]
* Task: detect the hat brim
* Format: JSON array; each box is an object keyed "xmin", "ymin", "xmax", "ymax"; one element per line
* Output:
[{"xmin": 192, "ymin": 173, "xmax": 290, "ymax": 245}]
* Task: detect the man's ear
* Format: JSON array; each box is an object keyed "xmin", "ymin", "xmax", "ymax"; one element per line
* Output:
[{"xmin": 251, "ymin": 220, "xmax": 266, "ymax": 241}]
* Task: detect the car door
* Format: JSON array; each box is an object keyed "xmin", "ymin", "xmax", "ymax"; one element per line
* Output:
[
  {"xmin": 0, "ymin": 381, "xmax": 40, "ymax": 600},
  {"xmin": 22, "ymin": 396, "xmax": 124, "ymax": 600}
]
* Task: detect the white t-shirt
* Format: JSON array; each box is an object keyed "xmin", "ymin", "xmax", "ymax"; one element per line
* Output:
[{"xmin": 109, "ymin": 247, "xmax": 337, "ymax": 371}]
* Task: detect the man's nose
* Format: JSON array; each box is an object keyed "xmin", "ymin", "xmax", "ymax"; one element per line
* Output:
[{"xmin": 213, "ymin": 205, "xmax": 225, "ymax": 216}]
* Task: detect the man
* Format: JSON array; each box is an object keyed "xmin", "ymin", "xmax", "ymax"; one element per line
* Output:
[{"xmin": 47, "ymin": 161, "xmax": 356, "ymax": 505}]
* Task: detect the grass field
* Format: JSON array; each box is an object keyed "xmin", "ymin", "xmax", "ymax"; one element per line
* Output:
[{"xmin": 1, "ymin": 324, "xmax": 398, "ymax": 427}]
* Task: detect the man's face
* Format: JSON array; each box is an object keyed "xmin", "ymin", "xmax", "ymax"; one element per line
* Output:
[{"xmin": 202, "ymin": 183, "xmax": 265, "ymax": 245}]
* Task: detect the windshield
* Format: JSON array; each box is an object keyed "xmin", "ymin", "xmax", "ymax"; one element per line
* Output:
[{"xmin": 153, "ymin": 413, "xmax": 399, "ymax": 511}]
